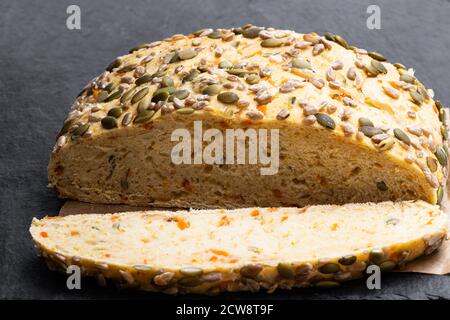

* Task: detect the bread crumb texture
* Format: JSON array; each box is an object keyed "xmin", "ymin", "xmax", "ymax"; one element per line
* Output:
[{"xmin": 30, "ymin": 201, "xmax": 448, "ymax": 294}]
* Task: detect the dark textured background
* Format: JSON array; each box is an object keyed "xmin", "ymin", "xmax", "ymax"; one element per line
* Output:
[{"xmin": 1, "ymin": 0, "xmax": 449, "ymax": 300}]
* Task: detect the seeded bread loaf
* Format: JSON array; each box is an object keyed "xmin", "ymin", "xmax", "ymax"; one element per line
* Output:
[
  {"xmin": 49, "ymin": 26, "xmax": 448, "ymax": 208},
  {"xmin": 30, "ymin": 201, "xmax": 447, "ymax": 294}
]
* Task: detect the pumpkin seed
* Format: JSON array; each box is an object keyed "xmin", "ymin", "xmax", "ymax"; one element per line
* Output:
[
  {"xmin": 161, "ymin": 76, "xmax": 174, "ymax": 88},
  {"xmin": 386, "ymin": 218, "xmax": 399, "ymax": 226},
  {"xmin": 277, "ymin": 263, "xmax": 295, "ymax": 279},
  {"xmin": 177, "ymin": 48, "xmax": 198, "ymax": 60},
  {"xmin": 176, "ymin": 107, "xmax": 195, "ymax": 115},
  {"xmin": 104, "ymin": 82, "xmax": 116, "ymax": 93},
  {"xmin": 182, "ymin": 72, "xmax": 199, "ymax": 83},
  {"xmin": 435, "ymin": 100, "xmax": 443, "ymax": 111},
  {"xmin": 57, "ymin": 118, "xmax": 75, "ymax": 138},
  {"xmin": 135, "ymin": 74, "xmax": 153, "ymax": 86},
  {"xmin": 261, "ymin": 38, "xmax": 283, "ymax": 47},
  {"xmin": 106, "ymin": 58, "xmax": 121, "ymax": 71},
  {"xmin": 410, "ymin": 90, "xmax": 423, "ymax": 105},
  {"xmin": 207, "ymin": 31, "xmax": 222, "ymax": 39},
  {"xmin": 379, "ymin": 260, "xmax": 396, "ymax": 271},
  {"xmin": 360, "ymin": 126, "xmax": 383, "ymax": 137},
  {"xmin": 180, "ymin": 267, "xmax": 203, "ymax": 277},
  {"xmin": 427, "ymin": 156, "xmax": 438, "ymax": 172},
  {"xmin": 104, "ymin": 90, "xmax": 122, "ymax": 102},
  {"xmin": 437, "ymin": 186, "xmax": 443, "ymax": 205},
  {"xmin": 202, "ymin": 84, "xmax": 222, "ymax": 96},
  {"xmin": 369, "ymin": 248, "xmax": 384, "ymax": 264},
  {"xmin": 319, "ymin": 263, "xmax": 340, "ymax": 274},
  {"xmin": 314, "ymin": 280, "xmax": 340, "ymax": 288},
  {"xmin": 324, "ymin": 32, "xmax": 336, "ymax": 41},
  {"xmin": 400, "ymin": 74, "xmax": 415, "ymax": 83},
  {"xmin": 292, "ymin": 58, "xmax": 312, "ymax": 69},
  {"xmin": 334, "ymin": 35, "xmax": 349, "ymax": 49},
  {"xmin": 72, "ymin": 124, "xmax": 89, "ymax": 137},
  {"xmin": 435, "ymin": 146, "xmax": 448, "ymax": 166},
  {"xmin": 368, "ymin": 51, "xmax": 386, "ymax": 61},
  {"xmin": 120, "ymin": 88, "xmax": 136, "ymax": 103},
  {"xmin": 393, "ymin": 128, "xmax": 411, "ymax": 145},
  {"xmin": 358, "ymin": 117, "xmax": 374, "ymax": 127},
  {"xmin": 133, "ymin": 110, "xmax": 155, "ymax": 124},
  {"xmin": 129, "ymin": 43, "xmax": 148, "ymax": 53},
  {"xmin": 371, "ymin": 60, "xmax": 387, "ymax": 74},
  {"xmin": 363, "ymin": 64, "xmax": 379, "ymax": 77},
  {"xmin": 218, "ymin": 92, "xmax": 239, "ymax": 104},
  {"xmin": 178, "ymin": 277, "xmax": 201, "ymax": 287},
  {"xmin": 170, "ymin": 89, "xmax": 190, "ymax": 101},
  {"xmin": 439, "ymin": 108, "xmax": 446, "ymax": 122},
  {"xmin": 315, "ymin": 113, "xmax": 335, "ymax": 129},
  {"xmin": 245, "ymin": 74, "xmax": 260, "ymax": 85},
  {"xmin": 219, "ymin": 60, "xmax": 233, "ymax": 69},
  {"xmin": 101, "ymin": 116, "xmax": 117, "ymax": 129},
  {"xmin": 242, "ymin": 27, "xmax": 263, "ymax": 38},
  {"xmin": 441, "ymin": 126, "xmax": 448, "ymax": 140},
  {"xmin": 107, "ymin": 107, "xmax": 123, "ymax": 118},
  {"xmin": 151, "ymin": 91, "xmax": 170, "ymax": 103},
  {"xmin": 338, "ymin": 255, "xmax": 356, "ymax": 266},
  {"xmin": 97, "ymin": 90, "xmax": 109, "ymax": 102},
  {"xmin": 393, "ymin": 63, "xmax": 406, "ymax": 70},
  {"xmin": 227, "ymin": 68, "xmax": 249, "ymax": 77},
  {"xmin": 131, "ymin": 87, "xmax": 149, "ymax": 104}
]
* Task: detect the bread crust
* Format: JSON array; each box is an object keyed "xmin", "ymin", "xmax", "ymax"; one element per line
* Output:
[{"xmin": 48, "ymin": 26, "xmax": 447, "ymax": 207}]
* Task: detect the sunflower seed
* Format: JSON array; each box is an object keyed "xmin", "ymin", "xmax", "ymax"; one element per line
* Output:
[
  {"xmin": 410, "ymin": 90, "xmax": 423, "ymax": 105},
  {"xmin": 246, "ymin": 110, "xmax": 264, "ymax": 120},
  {"xmin": 309, "ymin": 78, "xmax": 325, "ymax": 89},
  {"xmin": 153, "ymin": 272, "xmax": 175, "ymax": 286},
  {"xmin": 276, "ymin": 109, "xmax": 290, "ymax": 120},
  {"xmin": 331, "ymin": 60, "xmax": 343, "ymax": 70},
  {"xmin": 312, "ymin": 43, "xmax": 325, "ymax": 55},
  {"xmin": 326, "ymin": 68, "xmax": 335, "ymax": 81},
  {"xmin": 382, "ymin": 86, "xmax": 399, "ymax": 99},
  {"xmin": 122, "ymin": 112, "xmax": 132, "ymax": 126}
]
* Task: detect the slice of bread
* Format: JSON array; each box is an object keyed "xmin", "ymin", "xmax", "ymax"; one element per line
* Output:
[{"xmin": 30, "ymin": 200, "xmax": 448, "ymax": 294}]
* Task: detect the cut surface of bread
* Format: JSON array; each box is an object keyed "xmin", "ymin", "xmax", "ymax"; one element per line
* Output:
[
  {"xmin": 30, "ymin": 201, "xmax": 448, "ymax": 294},
  {"xmin": 48, "ymin": 26, "xmax": 447, "ymax": 208}
]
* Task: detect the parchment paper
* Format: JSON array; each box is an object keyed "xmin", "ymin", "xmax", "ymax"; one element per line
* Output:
[{"xmin": 59, "ymin": 182, "xmax": 450, "ymax": 275}]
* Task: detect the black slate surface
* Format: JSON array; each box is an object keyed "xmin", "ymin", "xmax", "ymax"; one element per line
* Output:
[{"xmin": 0, "ymin": 0, "xmax": 449, "ymax": 300}]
